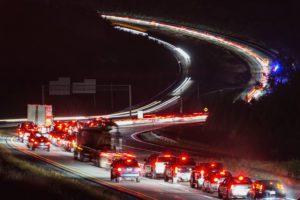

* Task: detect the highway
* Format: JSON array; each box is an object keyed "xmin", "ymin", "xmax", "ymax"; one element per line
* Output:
[
  {"xmin": 0, "ymin": 14, "xmax": 298, "ymax": 200},
  {"xmin": 3, "ymin": 122, "xmax": 299, "ymax": 200},
  {"xmin": 4, "ymin": 123, "xmax": 222, "ymax": 200}
]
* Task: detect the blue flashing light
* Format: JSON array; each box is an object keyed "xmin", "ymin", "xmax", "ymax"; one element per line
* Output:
[{"xmin": 273, "ymin": 64, "xmax": 280, "ymax": 72}]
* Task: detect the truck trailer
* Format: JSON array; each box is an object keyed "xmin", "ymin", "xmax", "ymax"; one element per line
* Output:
[
  {"xmin": 73, "ymin": 122, "xmax": 123, "ymax": 169},
  {"xmin": 27, "ymin": 104, "xmax": 53, "ymax": 132}
]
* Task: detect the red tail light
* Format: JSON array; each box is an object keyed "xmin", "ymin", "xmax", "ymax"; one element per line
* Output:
[
  {"xmin": 238, "ymin": 176, "xmax": 244, "ymax": 181},
  {"xmin": 31, "ymin": 138, "xmax": 35, "ymax": 142},
  {"xmin": 200, "ymin": 169, "xmax": 205, "ymax": 175},
  {"xmin": 117, "ymin": 167, "xmax": 122, "ymax": 172},
  {"xmin": 231, "ymin": 184, "xmax": 235, "ymax": 190},
  {"xmin": 220, "ymin": 171, "xmax": 226, "ymax": 175},
  {"xmin": 164, "ymin": 154, "xmax": 171, "ymax": 158},
  {"xmin": 213, "ymin": 177, "xmax": 219, "ymax": 182},
  {"xmin": 181, "ymin": 156, "xmax": 187, "ymax": 161},
  {"xmin": 126, "ymin": 159, "xmax": 132, "ymax": 163},
  {"xmin": 34, "ymin": 141, "xmax": 38, "ymax": 145}
]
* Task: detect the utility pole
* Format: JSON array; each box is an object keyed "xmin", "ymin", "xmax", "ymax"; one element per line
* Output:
[
  {"xmin": 129, "ymin": 85, "xmax": 132, "ymax": 117},
  {"xmin": 180, "ymin": 96, "xmax": 183, "ymax": 114},
  {"xmin": 41, "ymin": 85, "xmax": 45, "ymax": 104}
]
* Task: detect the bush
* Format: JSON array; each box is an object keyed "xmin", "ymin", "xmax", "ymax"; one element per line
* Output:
[{"xmin": 286, "ymin": 160, "xmax": 300, "ymax": 178}]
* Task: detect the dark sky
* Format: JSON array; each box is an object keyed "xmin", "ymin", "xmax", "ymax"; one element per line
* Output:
[{"xmin": 0, "ymin": 0, "xmax": 299, "ymax": 117}]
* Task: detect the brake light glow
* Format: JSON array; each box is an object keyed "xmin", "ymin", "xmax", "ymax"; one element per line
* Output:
[
  {"xmin": 175, "ymin": 167, "xmax": 178, "ymax": 174},
  {"xmin": 231, "ymin": 184, "xmax": 235, "ymax": 190},
  {"xmin": 126, "ymin": 159, "xmax": 132, "ymax": 163},
  {"xmin": 34, "ymin": 141, "xmax": 38, "ymax": 144},
  {"xmin": 117, "ymin": 167, "xmax": 122, "ymax": 172},
  {"xmin": 213, "ymin": 177, "xmax": 219, "ymax": 182},
  {"xmin": 220, "ymin": 171, "xmax": 225, "ymax": 175},
  {"xmin": 181, "ymin": 156, "xmax": 187, "ymax": 161},
  {"xmin": 238, "ymin": 176, "xmax": 244, "ymax": 181},
  {"xmin": 31, "ymin": 138, "xmax": 35, "ymax": 142},
  {"xmin": 164, "ymin": 154, "xmax": 171, "ymax": 158},
  {"xmin": 277, "ymin": 183, "xmax": 284, "ymax": 190},
  {"xmin": 200, "ymin": 170, "xmax": 205, "ymax": 175},
  {"xmin": 211, "ymin": 163, "xmax": 215, "ymax": 167}
]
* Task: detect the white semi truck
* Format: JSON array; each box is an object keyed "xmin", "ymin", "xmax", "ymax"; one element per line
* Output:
[{"xmin": 27, "ymin": 104, "xmax": 53, "ymax": 133}]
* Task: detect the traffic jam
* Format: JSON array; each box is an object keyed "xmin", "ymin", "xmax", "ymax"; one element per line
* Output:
[{"xmin": 16, "ymin": 117, "xmax": 289, "ymax": 200}]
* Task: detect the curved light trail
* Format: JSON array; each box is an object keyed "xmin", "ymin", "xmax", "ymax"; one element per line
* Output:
[{"xmin": 101, "ymin": 14, "xmax": 274, "ymax": 103}]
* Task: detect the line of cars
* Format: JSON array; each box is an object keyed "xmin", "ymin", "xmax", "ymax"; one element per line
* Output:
[
  {"xmin": 142, "ymin": 152, "xmax": 287, "ymax": 200},
  {"xmin": 17, "ymin": 121, "xmax": 50, "ymax": 151},
  {"xmin": 16, "ymin": 121, "xmax": 288, "ymax": 199}
]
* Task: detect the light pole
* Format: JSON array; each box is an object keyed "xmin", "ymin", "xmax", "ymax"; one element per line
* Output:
[{"xmin": 129, "ymin": 85, "xmax": 132, "ymax": 117}]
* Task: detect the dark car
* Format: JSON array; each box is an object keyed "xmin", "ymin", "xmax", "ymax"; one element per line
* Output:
[
  {"xmin": 27, "ymin": 132, "xmax": 50, "ymax": 151},
  {"xmin": 111, "ymin": 157, "xmax": 141, "ymax": 183},
  {"xmin": 218, "ymin": 176, "xmax": 252, "ymax": 199},
  {"xmin": 247, "ymin": 180, "xmax": 286, "ymax": 200},
  {"xmin": 143, "ymin": 153, "xmax": 177, "ymax": 179},
  {"xmin": 190, "ymin": 162, "xmax": 224, "ymax": 189},
  {"xmin": 203, "ymin": 170, "xmax": 232, "ymax": 193},
  {"xmin": 164, "ymin": 155, "xmax": 196, "ymax": 184}
]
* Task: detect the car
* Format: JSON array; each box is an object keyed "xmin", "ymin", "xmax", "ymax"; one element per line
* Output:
[
  {"xmin": 110, "ymin": 157, "xmax": 141, "ymax": 183},
  {"xmin": 62, "ymin": 134, "xmax": 76, "ymax": 152},
  {"xmin": 247, "ymin": 180, "xmax": 286, "ymax": 200},
  {"xmin": 26, "ymin": 132, "xmax": 50, "ymax": 151},
  {"xmin": 218, "ymin": 175, "xmax": 252, "ymax": 199},
  {"xmin": 202, "ymin": 170, "xmax": 232, "ymax": 193},
  {"xmin": 143, "ymin": 153, "xmax": 176, "ymax": 179},
  {"xmin": 17, "ymin": 122, "xmax": 37, "ymax": 142},
  {"xmin": 190, "ymin": 162, "xmax": 224, "ymax": 189},
  {"xmin": 164, "ymin": 155, "xmax": 196, "ymax": 184},
  {"xmin": 49, "ymin": 131, "xmax": 65, "ymax": 146}
]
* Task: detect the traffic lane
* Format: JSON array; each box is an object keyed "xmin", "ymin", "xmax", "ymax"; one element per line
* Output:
[{"xmin": 9, "ymin": 136, "xmax": 219, "ymax": 200}]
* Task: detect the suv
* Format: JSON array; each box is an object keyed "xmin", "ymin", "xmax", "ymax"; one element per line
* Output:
[
  {"xmin": 143, "ymin": 153, "xmax": 176, "ymax": 179},
  {"xmin": 111, "ymin": 157, "xmax": 141, "ymax": 183},
  {"xmin": 247, "ymin": 180, "xmax": 286, "ymax": 200},
  {"xmin": 17, "ymin": 122, "xmax": 37, "ymax": 142},
  {"xmin": 190, "ymin": 162, "xmax": 224, "ymax": 189},
  {"xmin": 218, "ymin": 176, "xmax": 252, "ymax": 199},
  {"xmin": 27, "ymin": 132, "xmax": 50, "ymax": 151},
  {"xmin": 164, "ymin": 155, "xmax": 196, "ymax": 184},
  {"xmin": 202, "ymin": 170, "xmax": 232, "ymax": 193}
]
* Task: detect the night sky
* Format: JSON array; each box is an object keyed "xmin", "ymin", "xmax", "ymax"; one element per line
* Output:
[{"xmin": 0, "ymin": 0, "xmax": 299, "ymax": 118}]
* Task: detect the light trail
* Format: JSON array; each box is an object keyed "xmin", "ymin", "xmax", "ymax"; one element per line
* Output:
[{"xmin": 101, "ymin": 14, "xmax": 273, "ymax": 102}]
